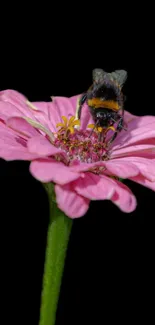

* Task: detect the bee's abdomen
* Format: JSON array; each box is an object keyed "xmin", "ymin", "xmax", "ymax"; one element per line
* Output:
[{"xmin": 87, "ymin": 98, "xmax": 120, "ymax": 111}]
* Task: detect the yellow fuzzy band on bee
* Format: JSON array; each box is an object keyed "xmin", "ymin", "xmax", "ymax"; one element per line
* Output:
[{"xmin": 87, "ymin": 98, "xmax": 120, "ymax": 111}]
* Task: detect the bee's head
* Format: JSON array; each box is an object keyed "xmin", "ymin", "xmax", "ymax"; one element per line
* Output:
[
  {"xmin": 95, "ymin": 109, "xmax": 115, "ymax": 127},
  {"xmin": 95, "ymin": 111, "xmax": 110, "ymax": 127},
  {"xmin": 96, "ymin": 111, "xmax": 107, "ymax": 120}
]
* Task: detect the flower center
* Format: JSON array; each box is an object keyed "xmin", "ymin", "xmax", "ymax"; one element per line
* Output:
[{"xmin": 54, "ymin": 116, "xmax": 110, "ymax": 164}]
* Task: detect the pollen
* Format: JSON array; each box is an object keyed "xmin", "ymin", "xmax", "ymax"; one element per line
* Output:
[
  {"xmin": 87, "ymin": 124, "xmax": 116, "ymax": 137},
  {"xmin": 87, "ymin": 124, "xmax": 103, "ymax": 133}
]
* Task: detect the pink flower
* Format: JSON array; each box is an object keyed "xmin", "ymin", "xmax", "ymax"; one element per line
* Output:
[{"xmin": 0, "ymin": 89, "xmax": 155, "ymax": 218}]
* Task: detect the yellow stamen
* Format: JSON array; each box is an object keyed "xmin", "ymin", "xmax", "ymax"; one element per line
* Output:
[
  {"xmin": 56, "ymin": 122, "xmax": 65, "ymax": 128},
  {"xmin": 56, "ymin": 115, "xmax": 80, "ymax": 135},
  {"xmin": 67, "ymin": 126, "xmax": 75, "ymax": 134},
  {"xmin": 72, "ymin": 120, "xmax": 80, "ymax": 127},
  {"xmin": 61, "ymin": 116, "xmax": 68, "ymax": 127},
  {"xmin": 69, "ymin": 116, "xmax": 76, "ymax": 124}
]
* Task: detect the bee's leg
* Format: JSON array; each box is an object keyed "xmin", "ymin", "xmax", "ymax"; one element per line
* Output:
[
  {"xmin": 107, "ymin": 116, "xmax": 124, "ymax": 145},
  {"xmin": 119, "ymin": 105, "xmax": 127, "ymax": 130},
  {"xmin": 75, "ymin": 93, "xmax": 87, "ymax": 120},
  {"xmin": 89, "ymin": 124, "xmax": 96, "ymax": 138},
  {"xmin": 89, "ymin": 120, "xmax": 100, "ymax": 138},
  {"xmin": 98, "ymin": 130, "xmax": 106, "ymax": 142},
  {"xmin": 98, "ymin": 132, "xmax": 102, "ymax": 142}
]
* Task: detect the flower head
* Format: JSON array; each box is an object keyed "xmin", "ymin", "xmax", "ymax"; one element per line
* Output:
[{"xmin": 0, "ymin": 89, "xmax": 155, "ymax": 218}]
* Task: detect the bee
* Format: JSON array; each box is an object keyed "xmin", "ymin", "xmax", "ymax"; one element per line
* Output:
[{"xmin": 76, "ymin": 68, "xmax": 127, "ymax": 144}]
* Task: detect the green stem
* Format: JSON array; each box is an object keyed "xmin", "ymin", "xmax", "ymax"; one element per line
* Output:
[{"xmin": 39, "ymin": 183, "xmax": 73, "ymax": 325}]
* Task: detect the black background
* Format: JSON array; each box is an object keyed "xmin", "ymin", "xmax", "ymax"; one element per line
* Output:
[{"xmin": 0, "ymin": 9, "xmax": 154, "ymax": 325}]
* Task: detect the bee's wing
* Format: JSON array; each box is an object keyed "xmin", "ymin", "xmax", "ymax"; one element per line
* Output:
[
  {"xmin": 92, "ymin": 68, "xmax": 105, "ymax": 83},
  {"xmin": 93, "ymin": 68, "xmax": 127, "ymax": 87},
  {"xmin": 110, "ymin": 70, "xmax": 127, "ymax": 87}
]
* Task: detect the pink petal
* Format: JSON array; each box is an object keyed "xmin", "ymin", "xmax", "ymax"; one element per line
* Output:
[
  {"xmin": 31, "ymin": 102, "xmax": 57, "ymax": 132},
  {"xmin": 0, "ymin": 90, "xmax": 54, "ymax": 133},
  {"xmin": 6, "ymin": 117, "xmax": 39, "ymax": 138},
  {"xmin": 0, "ymin": 146, "xmax": 39, "ymax": 160},
  {"xmin": 0, "ymin": 89, "xmax": 36, "ymax": 120},
  {"xmin": 130, "ymin": 175, "xmax": 155, "ymax": 191},
  {"xmin": 122, "ymin": 157, "xmax": 155, "ymax": 181},
  {"xmin": 112, "ymin": 144, "xmax": 155, "ymax": 159},
  {"xmin": 112, "ymin": 116, "xmax": 155, "ymax": 149},
  {"xmin": 31, "ymin": 101, "xmax": 50, "ymax": 116},
  {"xmin": 104, "ymin": 159, "xmax": 139, "ymax": 178},
  {"xmin": 69, "ymin": 160, "xmax": 106, "ymax": 172},
  {"xmin": 74, "ymin": 173, "xmax": 115, "ymax": 200},
  {"xmin": 69, "ymin": 94, "xmax": 81, "ymax": 111},
  {"xmin": 124, "ymin": 110, "xmax": 138, "ymax": 123},
  {"xmin": 0, "ymin": 90, "xmax": 56, "ymax": 133},
  {"xmin": 70, "ymin": 159, "xmax": 139, "ymax": 179},
  {"xmin": 55, "ymin": 183, "xmax": 90, "ymax": 218},
  {"xmin": 0, "ymin": 120, "xmax": 24, "ymax": 141},
  {"xmin": 27, "ymin": 135, "xmax": 62, "ymax": 156},
  {"xmin": 53, "ymin": 95, "xmax": 94, "ymax": 130},
  {"xmin": 34, "ymin": 97, "xmax": 79, "ymax": 133},
  {"xmin": 44, "ymin": 101, "xmax": 64, "ymax": 131},
  {"xmin": 110, "ymin": 180, "xmax": 137, "ymax": 213},
  {"xmin": 0, "ymin": 101, "xmax": 24, "ymax": 121},
  {"xmin": 31, "ymin": 110, "xmax": 54, "ymax": 133},
  {"xmin": 135, "ymin": 138, "xmax": 155, "ymax": 145},
  {"xmin": 131, "ymin": 115, "xmax": 155, "ymax": 127},
  {"xmin": 74, "ymin": 173, "xmax": 136, "ymax": 213},
  {"xmin": 0, "ymin": 122, "xmax": 39, "ymax": 161},
  {"xmin": 30, "ymin": 159, "xmax": 80, "ymax": 184},
  {"xmin": 53, "ymin": 96, "xmax": 76, "ymax": 121},
  {"xmin": 79, "ymin": 103, "xmax": 94, "ymax": 130},
  {"xmin": 0, "ymin": 89, "xmax": 27, "ymax": 105}
]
